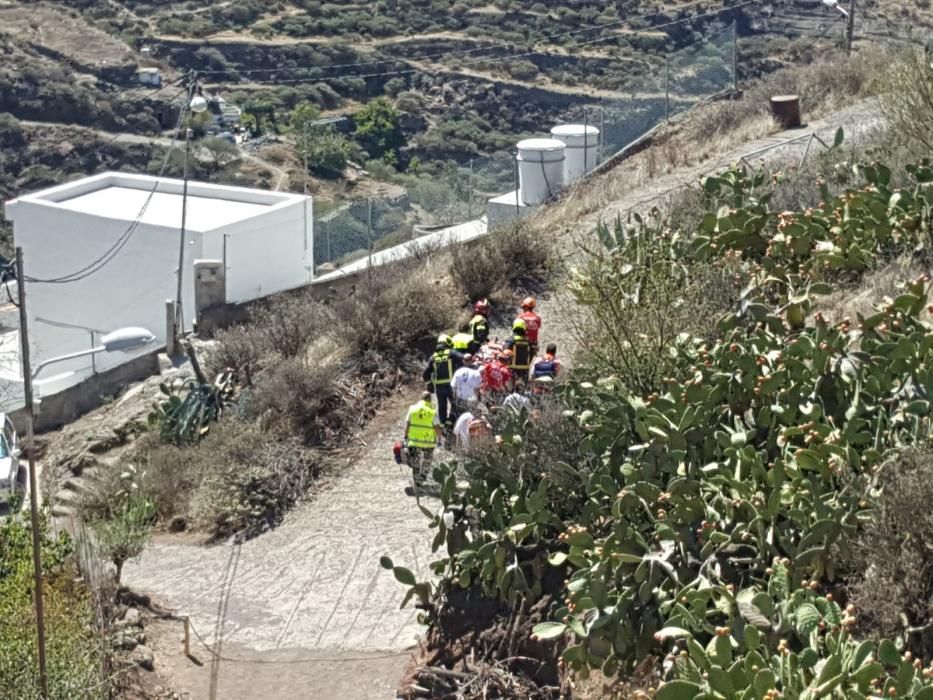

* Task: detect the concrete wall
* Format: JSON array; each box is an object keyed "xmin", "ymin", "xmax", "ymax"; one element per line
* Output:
[
  {"xmin": 7, "ymin": 348, "xmax": 162, "ymax": 434},
  {"xmin": 206, "ymin": 197, "xmax": 312, "ymax": 304},
  {"xmin": 8, "ymin": 200, "xmax": 202, "ymax": 390}
]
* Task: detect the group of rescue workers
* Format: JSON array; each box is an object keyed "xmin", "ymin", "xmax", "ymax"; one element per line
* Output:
[{"xmin": 399, "ymin": 296, "xmax": 563, "ymax": 494}]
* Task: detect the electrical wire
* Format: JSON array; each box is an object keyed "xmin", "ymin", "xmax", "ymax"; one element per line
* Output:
[
  {"xmin": 195, "ymin": 0, "xmax": 757, "ymax": 80},
  {"xmin": 24, "ymin": 88, "xmax": 192, "ymax": 285}
]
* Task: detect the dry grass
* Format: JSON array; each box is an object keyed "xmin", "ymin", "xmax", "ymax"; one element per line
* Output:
[
  {"xmin": 532, "ymin": 44, "xmax": 887, "ymax": 233},
  {"xmin": 0, "ymin": 4, "xmax": 134, "ymax": 67}
]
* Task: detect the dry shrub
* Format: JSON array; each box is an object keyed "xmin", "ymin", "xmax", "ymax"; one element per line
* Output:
[
  {"xmin": 188, "ymin": 420, "xmax": 318, "ymax": 539},
  {"xmin": 449, "ymin": 239, "xmax": 509, "ymax": 302},
  {"xmin": 849, "ymin": 448, "xmax": 933, "ymax": 658},
  {"xmin": 449, "ymin": 223, "xmax": 555, "ymax": 303},
  {"xmin": 333, "ymin": 259, "xmax": 461, "ymax": 359},
  {"xmin": 243, "ymin": 336, "xmax": 350, "ymax": 444},
  {"xmin": 879, "ymin": 46, "xmax": 933, "ymax": 153},
  {"xmin": 208, "ymin": 323, "xmax": 266, "ymax": 385},
  {"xmin": 209, "ymin": 293, "xmax": 336, "ymax": 382},
  {"xmin": 253, "ymin": 293, "xmax": 336, "ymax": 359}
]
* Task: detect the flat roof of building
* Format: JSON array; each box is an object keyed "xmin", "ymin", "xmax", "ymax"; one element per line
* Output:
[
  {"xmin": 4, "ymin": 172, "xmax": 307, "ymax": 233},
  {"xmin": 57, "ymin": 186, "xmax": 269, "ymax": 230}
]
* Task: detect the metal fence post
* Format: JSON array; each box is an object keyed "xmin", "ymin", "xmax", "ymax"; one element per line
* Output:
[
  {"xmin": 665, "ymin": 57, "xmax": 671, "ymax": 121},
  {"xmin": 732, "ymin": 20, "xmax": 738, "ymax": 92},
  {"xmin": 366, "ymin": 198, "xmax": 374, "ymax": 275},
  {"xmin": 468, "ymin": 159, "xmax": 474, "ymax": 220},
  {"xmin": 599, "ymin": 101, "xmax": 605, "ymax": 164},
  {"xmin": 90, "ymin": 330, "xmax": 97, "ymax": 374},
  {"xmin": 513, "ymin": 151, "xmax": 520, "ymax": 218},
  {"xmin": 323, "ymin": 218, "xmax": 331, "ymax": 263}
]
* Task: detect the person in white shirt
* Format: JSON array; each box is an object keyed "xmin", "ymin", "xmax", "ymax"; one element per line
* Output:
[
  {"xmin": 451, "ymin": 353, "xmax": 483, "ymax": 418},
  {"xmin": 453, "ymin": 410, "xmax": 475, "ymax": 451}
]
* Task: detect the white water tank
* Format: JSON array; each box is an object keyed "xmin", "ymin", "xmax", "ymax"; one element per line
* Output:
[
  {"xmin": 517, "ymin": 138, "xmax": 566, "ymax": 206},
  {"xmin": 550, "ymin": 124, "xmax": 600, "ymax": 183}
]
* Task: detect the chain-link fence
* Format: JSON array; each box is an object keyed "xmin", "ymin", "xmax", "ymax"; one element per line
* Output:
[{"xmin": 313, "ymin": 24, "xmax": 737, "ymax": 270}]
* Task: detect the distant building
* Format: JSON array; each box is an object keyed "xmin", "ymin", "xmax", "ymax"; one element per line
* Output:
[
  {"xmin": 3, "ymin": 173, "xmax": 313, "ymax": 399},
  {"xmin": 209, "ymin": 96, "xmax": 242, "ymax": 129},
  {"xmin": 136, "ymin": 66, "xmax": 162, "ymax": 87}
]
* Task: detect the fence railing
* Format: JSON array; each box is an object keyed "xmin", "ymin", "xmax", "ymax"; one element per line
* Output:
[{"xmin": 313, "ymin": 24, "xmax": 738, "ymax": 269}]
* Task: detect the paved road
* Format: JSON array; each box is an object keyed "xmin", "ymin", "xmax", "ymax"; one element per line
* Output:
[{"xmin": 123, "ymin": 389, "xmax": 440, "ymax": 699}]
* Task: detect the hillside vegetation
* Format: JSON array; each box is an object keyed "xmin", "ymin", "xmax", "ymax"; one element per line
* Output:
[{"xmin": 381, "ymin": 47, "xmax": 933, "ymax": 699}]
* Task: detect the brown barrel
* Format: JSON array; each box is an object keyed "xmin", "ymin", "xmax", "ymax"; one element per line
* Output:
[{"xmin": 770, "ymin": 95, "xmax": 802, "ymax": 129}]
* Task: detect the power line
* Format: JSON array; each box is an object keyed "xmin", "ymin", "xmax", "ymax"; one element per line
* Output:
[
  {"xmin": 195, "ymin": 0, "xmax": 757, "ymax": 80},
  {"xmin": 25, "ymin": 89, "xmax": 192, "ymax": 285}
]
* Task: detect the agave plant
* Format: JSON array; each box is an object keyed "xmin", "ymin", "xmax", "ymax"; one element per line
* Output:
[{"xmin": 148, "ymin": 370, "xmax": 236, "ymax": 444}]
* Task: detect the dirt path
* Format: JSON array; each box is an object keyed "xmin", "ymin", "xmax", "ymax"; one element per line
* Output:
[{"xmin": 124, "ymin": 388, "xmax": 440, "ymax": 699}]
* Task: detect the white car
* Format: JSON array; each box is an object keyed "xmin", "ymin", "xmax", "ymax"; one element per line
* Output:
[{"xmin": 0, "ymin": 414, "xmax": 22, "ymax": 506}]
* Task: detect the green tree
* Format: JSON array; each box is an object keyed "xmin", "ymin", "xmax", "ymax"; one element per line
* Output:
[
  {"xmin": 91, "ymin": 470, "xmax": 155, "ymax": 583},
  {"xmin": 0, "ymin": 513, "xmax": 103, "ymax": 698},
  {"xmin": 353, "ymin": 97, "xmax": 404, "ymax": 159},
  {"xmin": 290, "ymin": 102, "xmax": 350, "ymax": 178},
  {"xmin": 0, "ymin": 112, "xmax": 25, "ymax": 148},
  {"xmin": 198, "ymin": 136, "xmax": 240, "ymax": 174},
  {"xmin": 243, "ymin": 99, "xmax": 278, "ymax": 136}
]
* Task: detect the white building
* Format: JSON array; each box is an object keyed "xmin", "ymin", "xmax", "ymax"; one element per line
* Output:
[
  {"xmin": 136, "ymin": 67, "xmax": 162, "ymax": 87},
  {"xmin": 3, "ymin": 172, "xmax": 312, "ymax": 398}
]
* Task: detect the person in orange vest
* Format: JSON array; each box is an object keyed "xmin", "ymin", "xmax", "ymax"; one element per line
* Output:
[{"xmin": 518, "ymin": 297, "xmax": 541, "ymax": 357}]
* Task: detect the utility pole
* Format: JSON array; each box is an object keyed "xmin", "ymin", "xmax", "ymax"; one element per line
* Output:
[
  {"xmin": 15, "ymin": 247, "xmax": 49, "ymax": 700},
  {"xmin": 845, "ymin": 0, "xmax": 856, "ymax": 55},
  {"xmin": 174, "ymin": 72, "xmax": 203, "ymax": 350}
]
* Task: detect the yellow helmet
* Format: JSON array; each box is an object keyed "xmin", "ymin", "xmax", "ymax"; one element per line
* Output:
[
  {"xmin": 513, "ymin": 318, "xmax": 526, "ymax": 333},
  {"xmin": 437, "ymin": 333, "xmax": 452, "ymax": 348}
]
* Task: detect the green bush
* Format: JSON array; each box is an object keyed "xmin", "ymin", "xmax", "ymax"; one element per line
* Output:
[
  {"xmin": 0, "ymin": 514, "xmax": 103, "ymax": 699},
  {"xmin": 392, "ymin": 158, "xmax": 933, "ymax": 694}
]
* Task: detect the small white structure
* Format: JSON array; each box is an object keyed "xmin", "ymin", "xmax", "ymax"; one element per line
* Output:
[
  {"xmin": 209, "ymin": 97, "xmax": 242, "ymax": 129},
  {"xmin": 4, "ymin": 172, "xmax": 312, "ymax": 396},
  {"xmin": 550, "ymin": 124, "xmax": 600, "ymax": 183},
  {"xmin": 486, "ymin": 191, "xmax": 533, "ymax": 231},
  {"xmin": 136, "ymin": 67, "xmax": 162, "ymax": 87},
  {"xmin": 516, "ymin": 138, "xmax": 565, "ymax": 206},
  {"xmin": 486, "ymin": 137, "xmax": 567, "ymax": 230}
]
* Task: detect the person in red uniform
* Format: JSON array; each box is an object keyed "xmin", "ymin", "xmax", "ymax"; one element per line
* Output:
[
  {"xmin": 518, "ymin": 297, "xmax": 542, "ymax": 357},
  {"xmin": 481, "ymin": 352, "xmax": 513, "ymax": 399}
]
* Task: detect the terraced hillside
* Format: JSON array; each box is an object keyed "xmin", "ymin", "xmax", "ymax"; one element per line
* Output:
[{"xmin": 0, "ymin": 0, "xmax": 928, "ymax": 256}]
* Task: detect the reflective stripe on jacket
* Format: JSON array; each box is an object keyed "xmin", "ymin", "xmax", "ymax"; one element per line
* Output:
[
  {"xmin": 432, "ymin": 349, "xmax": 453, "ymax": 385},
  {"xmin": 408, "ymin": 401, "xmax": 437, "ymax": 448},
  {"xmin": 509, "ymin": 337, "xmax": 531, "ymax": 371}
]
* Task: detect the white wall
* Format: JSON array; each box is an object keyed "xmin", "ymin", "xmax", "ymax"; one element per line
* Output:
[
  {"xmin": 212, "ymin": 198, "xmax": 312, "ymax": 303},
  {"xmin": 9, "ymin": 202, "xmax": 201, "ymax": 389}
]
